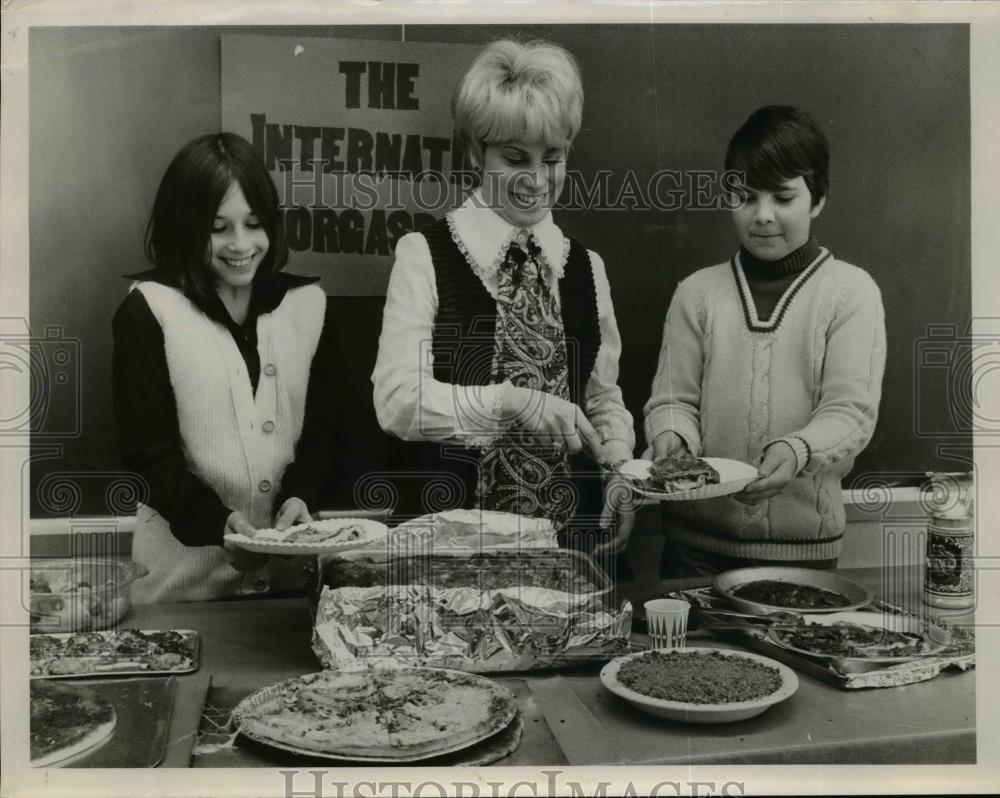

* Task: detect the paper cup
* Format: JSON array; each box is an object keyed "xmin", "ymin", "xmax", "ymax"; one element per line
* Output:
[{"xmin": 644, "ymin": 598, "xmax": 690, "ymax": 650}]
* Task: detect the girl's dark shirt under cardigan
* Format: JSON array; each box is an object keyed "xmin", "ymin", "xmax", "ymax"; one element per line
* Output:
[{"xmin": 112, "ymin": 270, "xmax": 344, "ymax": 547}]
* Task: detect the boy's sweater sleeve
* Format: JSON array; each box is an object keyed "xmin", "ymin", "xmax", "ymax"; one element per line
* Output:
[
  {"xmin": 782, "ymin": 268, "xmax": 887, "ymax": 473},
  {"xmin": 643, "ymin": 277, "xmax": 705, "ymax": 456}
]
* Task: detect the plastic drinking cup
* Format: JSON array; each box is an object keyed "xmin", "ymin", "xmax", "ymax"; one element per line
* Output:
[{"xmin": 644, "ymin": 598, "xmax": 690, "ymax": 650}]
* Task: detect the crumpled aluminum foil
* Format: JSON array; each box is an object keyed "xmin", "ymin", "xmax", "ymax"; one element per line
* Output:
[{"xmin": 312, "ymin": 583, "xmax": 632, "ymax": 672}]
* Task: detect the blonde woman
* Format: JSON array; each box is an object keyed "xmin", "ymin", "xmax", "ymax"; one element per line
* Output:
[{"xmin": 373, "ymin": 40, "xmax": 635, "ymax": 565}]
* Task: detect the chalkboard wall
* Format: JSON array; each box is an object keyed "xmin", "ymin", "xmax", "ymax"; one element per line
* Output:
[{"xmin": 28, "ymin": 24, "xmax": 971, "ymax": 517}]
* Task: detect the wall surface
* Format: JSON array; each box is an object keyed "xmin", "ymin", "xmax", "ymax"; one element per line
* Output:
[{"xmin": 29, "ymin": 24, "xmax": 971, "ymax": 517}]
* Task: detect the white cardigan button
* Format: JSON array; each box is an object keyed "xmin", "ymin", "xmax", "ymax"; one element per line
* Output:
[
  {"xmin": 259, "ymin": 480, "xmax": 272, "ymax": 492},
  {"xmin": 262, "ymin": 420, "xmax": 275, "ymax": 433},
  {"xmin": 263, "ymin": 363, "xmax": 277, "ymax": 377}
]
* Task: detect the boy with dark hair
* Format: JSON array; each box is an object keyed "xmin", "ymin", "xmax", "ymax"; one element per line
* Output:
[{"xmin": 644, "ymin": 105, "xmax": 886, "ymax": 577}]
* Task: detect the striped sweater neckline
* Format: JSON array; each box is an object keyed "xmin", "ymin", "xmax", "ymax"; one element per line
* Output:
[{"xmin": 731, "ymin": 247, "xmax": 832, "ymax": 332}]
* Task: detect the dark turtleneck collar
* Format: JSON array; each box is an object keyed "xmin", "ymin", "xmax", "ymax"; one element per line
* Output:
[{"xmin": 739, "ymin": 237, "xmax": 821, "ymax": 278}]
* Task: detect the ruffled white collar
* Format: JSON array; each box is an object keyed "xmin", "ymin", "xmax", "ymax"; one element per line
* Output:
[{"xmin": 445, "ymin": 190, "xmax": 569, "ymax": 283}]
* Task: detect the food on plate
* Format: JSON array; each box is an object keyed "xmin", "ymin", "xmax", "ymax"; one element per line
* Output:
[
  {"xmin": 617, "ymin": 650, "xmax": 782, "ymax": 704},
  {"xmin": 237, "ymin": 668, "xmax": 517, "ymax": 758},
  {"xmin": 30, "ymin": 680, "xmax": 116, "ymax": 766},
  {"xmin": 731, "ymin": 579, "xmax": 853, "ymax": 610},
  {"xmin": 256, "ymin": 520, "xmax": 367, "ymax": 544},
  {"xmin": 646, "ymin": 453, "xmax": 721, "ymax": 493},
  {"xmin": 771, "ymin": 620, "xmax": 936, "ymax": 658},
  {"xmin": 29, "ymin": 628, "xmax": 197, "ymax": 677}
]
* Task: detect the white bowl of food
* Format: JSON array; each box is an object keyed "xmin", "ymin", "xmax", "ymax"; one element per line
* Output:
[
  {"xmin": 600, "ymin": 647, "xmax": 799, "ymax": 723},
  {"xmin": 29, "ymin": 558, "xmax": 148, "ymax": 633}
]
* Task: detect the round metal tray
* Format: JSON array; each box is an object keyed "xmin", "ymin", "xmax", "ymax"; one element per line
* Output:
[
  {"xmin": 232, "ymin": 668, "xmax": 518, "ymax": 762},
  {"xmin": 713, "ymin": 566, "xmax": 874, "ymax": 615}
]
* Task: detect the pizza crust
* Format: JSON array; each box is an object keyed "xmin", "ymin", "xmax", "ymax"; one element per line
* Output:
[{"xmin": 236, "ymin": 668, "xmax": 518, "ymax": 761}]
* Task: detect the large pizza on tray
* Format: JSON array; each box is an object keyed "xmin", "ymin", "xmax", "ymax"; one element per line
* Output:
[{"xmin": 235, "ymin": 668, "xmax": 518, "ymax": 759}]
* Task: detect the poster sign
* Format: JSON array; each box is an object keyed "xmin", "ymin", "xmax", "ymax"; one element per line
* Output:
[{"xmin": 222, "ymin": 35, "xmax": 482, "ymax": 295}]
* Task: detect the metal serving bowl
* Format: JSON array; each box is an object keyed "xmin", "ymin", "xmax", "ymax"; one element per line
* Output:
[{"xmin": 713, "ymin": 566, "xmax": 873, "ymax": 616}]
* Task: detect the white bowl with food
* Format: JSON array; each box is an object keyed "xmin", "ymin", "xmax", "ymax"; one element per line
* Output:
[
  {"xmin": 29, "ymin": 558, "xmax": 148, "ymax": 633},
  {"xmin": 600, "ymin": 647, "xmax": 799, "ymax": 723},
  {"xmin": 713, "ymin": 566, "xmax": 873, "ymax": 615}
]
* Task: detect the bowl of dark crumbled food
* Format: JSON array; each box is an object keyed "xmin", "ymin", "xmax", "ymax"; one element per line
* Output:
[
  {"xmin": 713, "ymin": 567, "xmax": 873, "ymax": 616},
  {"xmin": 600, "ymin": 647, "xmax": 799, "ymax": 723}
]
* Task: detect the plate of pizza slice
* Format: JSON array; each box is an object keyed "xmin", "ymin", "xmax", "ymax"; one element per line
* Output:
[
  {"xmin": 225, "ymin": 518, "xmax": 389, "ymax": 555},
  {"xmin": 233, "ymin": 667, "xmax": 519, "ymax": 762},
  {"xmin": 618, "ymin": 455, "xmax": 758, "ymax": 500},
  {"xmin": 30, "ymin": 680, "xmax": 117, "ymax": 767}
]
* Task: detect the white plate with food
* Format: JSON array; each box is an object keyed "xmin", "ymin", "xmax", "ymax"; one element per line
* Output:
[
  {"xmin": 232, "ymin": 667, "xmax": 519, "ymax": 762},
  {"xmin": 30, "ymin": 628, "xmax": 199, "ymax": 679},
  {"xmin": 225, "ymin": 518, "xmax": 389, "ymax": 555},
  {"xmin": 30, "ymin": 680, "xmax": 117, "ymax": 767},
  {"xmin": 765, "ymin": 611, "xmax": 952, "ymax": 673},
  {"xmin": 713, "ymin": 567, "xmax": 873, "ymax": 615},
  {"xmin": 618, "ymin": 456, "xmax": 758, "ymax": 500},
  {"xmin": 600, "ymin": 647, "xmax": 799, "ymax": 723}
]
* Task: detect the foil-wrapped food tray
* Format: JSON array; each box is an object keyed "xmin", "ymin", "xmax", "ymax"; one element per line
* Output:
[
  {"xmin": 313, "ymin": 550, "xmax": 631, "ymax": 672},
  {"xmin": 318, "ymin": 548, "xmax": 613, "ymax": 602}
]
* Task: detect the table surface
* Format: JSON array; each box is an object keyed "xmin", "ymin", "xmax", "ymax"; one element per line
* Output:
[{"xmin": 127, "ymin": 566, "xmax": 975, "ymax": 767}]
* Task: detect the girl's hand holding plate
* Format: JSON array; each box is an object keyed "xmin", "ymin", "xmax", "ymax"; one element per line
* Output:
[{"xmin": 223, "ymin": 511, "xmax": 269, "ymax": 572}]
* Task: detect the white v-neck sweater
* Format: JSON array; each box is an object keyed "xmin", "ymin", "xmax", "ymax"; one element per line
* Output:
[{"xmin": 644, "ymin": 250, "xmax": 886, "ymax": 561}]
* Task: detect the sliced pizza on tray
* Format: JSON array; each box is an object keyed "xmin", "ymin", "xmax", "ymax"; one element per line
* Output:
[
  {"xmin": 235, "ymin": 668, "xmax": 518, "ymax": 761},
  {"xmin": 30, "ymin": 628, "xmax": 198, "ymax": 677}
]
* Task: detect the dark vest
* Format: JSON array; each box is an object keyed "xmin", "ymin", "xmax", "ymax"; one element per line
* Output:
[{"xmin": 386, "ymin": 217, "xmax": 604, "ymax": 522}]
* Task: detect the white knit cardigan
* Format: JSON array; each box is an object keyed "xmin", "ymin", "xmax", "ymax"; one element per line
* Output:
[
  {"xmin": 644, "ymin": 250, "xmax": 887, "ymax": 561},
  {"xmin": 131, "ymin": 281, "xmax": 325, "ymax": 602}
]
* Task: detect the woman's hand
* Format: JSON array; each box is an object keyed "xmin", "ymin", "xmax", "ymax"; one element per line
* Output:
[
  {"xmin": 500, "ymin": 385, "xmax": 602, "ymax": 457},
  {"xmin": 594, "ymin": 471, "xmax": 639, "ymax": 558},
  {"xmin": 651, "ymin": 430, "xmax": 688, "ymax": 461},
  {"xmin": 272, "ymin": 497, "xmax": 313, "ymax": 531},
  {"xmin": 733, "ymin": 442, "xmax": 798, "ymax": 505},
  {"xmin": 222, "ymin": 511, "xmax": 269, "ymax": 572}
]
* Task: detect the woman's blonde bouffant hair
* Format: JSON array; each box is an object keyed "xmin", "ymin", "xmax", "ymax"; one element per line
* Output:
[{"xmin": 452, "ymin": 39, "xmax": 583, "ymax": 165}]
